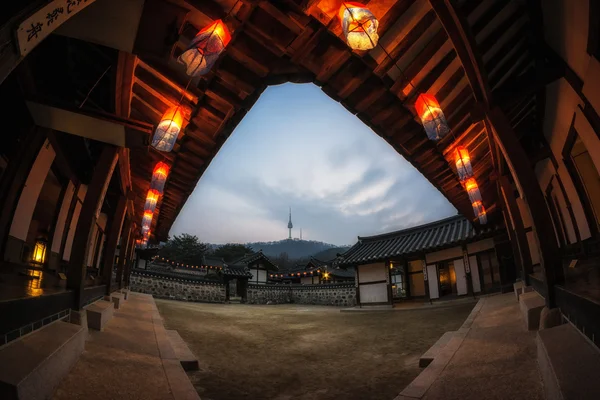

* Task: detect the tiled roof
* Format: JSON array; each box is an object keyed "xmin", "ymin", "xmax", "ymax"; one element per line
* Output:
[
  {"xmin": 339, "ymin": 215, "xmax": 499, "ymax": 266},
  {"xmin": 328, "ymin": 267, "xmax": 355, "ymax": 278},
  {"xmin": 221, "ymin": 264, "xmax": 253, "ymax": 278},
  {"xmin": 232, "ymin": 250, "xmax": 279, "ymax": 271},
  {"xmin": 202, "ymin": 255, "xmax": 225, "ymax": 268},
  {"xmin": 306, "ymin": 257, "xmax": 327, "ymax": 269}
]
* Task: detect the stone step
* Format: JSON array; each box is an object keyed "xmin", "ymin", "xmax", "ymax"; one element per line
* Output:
[
  {"xmin": 0, "ymin": 320, "xmax": 86, "ymax": 399},
  {"xmin": 419, "ymin": 331, "xmax": 455, "ymax": 367},
  {"xmin": 166, "ymin": 330, "xmax": 199, "ymax": 371},
  {"xmin": 85, "ymin": 299, "xmax": 114, "ymax": 331},
  {"xmin": 519, "ymin": 290, "xmax": 545, "ymax": 330},
  {"xmin": 537, "ymin": 323, "xmax": 600, "ymax": 400},
  {"xmin": 513, "ymin": 281, "xmax": 533, "ymax": 301},
  {"xmin": 104, "ymin": 293, "xmax": 123, "ymax": 310}
]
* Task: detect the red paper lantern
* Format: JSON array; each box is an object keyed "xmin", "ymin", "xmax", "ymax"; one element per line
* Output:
[
  {"xmin": 339, "ymin": 2, "xmax": 379, "ymax": 50},
  {"xmin": 144, "ymin": 189, "xmax": 160, "ymax": 213},
  {"xmin": 151, "ymin": 162, "xmax": 170, "ymax": 194},
  {"xmin": 178, "ymin": 19, "xmax": 231, "ymax": 77},
  {"xmin": 454, "ymin": 146, "xmax": 473, "ymax": 182},
  {"xmin": 142, "ymin": 210, "xmax": 153, "ymax": 229},
  {"xmin": 152, "ymin": 107, "xmax": 184, "ymax": 152},
  {"xmin": 472, "ymin": 201, "xmax": 488, "ymax": 225},
  {"xmin": 415, "ymin": 94, "xmax": 450, "ymax": 141},
  {"xmin": 464, "ymin": 178, "xmax": 482, "ymax": 204}
]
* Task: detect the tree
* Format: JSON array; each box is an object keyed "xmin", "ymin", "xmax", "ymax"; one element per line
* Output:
[
  {"xmin": 272, "ymin": 252, "xmax": 292, "ymax": 269},
  {"xmin": 211, "ymin": 243, "xmax": 253, "ymax": 263},
  {"xmin": 159, "ymin": 233, "xmax": 208, "ymax": 265}
]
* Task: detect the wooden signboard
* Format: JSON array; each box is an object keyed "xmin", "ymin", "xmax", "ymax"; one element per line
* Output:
[{"xmin": 16, "ymin": 0, "xmax": 97, "ymax": 56}]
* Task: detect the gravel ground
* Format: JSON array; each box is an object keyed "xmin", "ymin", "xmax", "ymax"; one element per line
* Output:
[{"xmin": 156, "ymin": 300, "xmax": 475, "ymax": 400}]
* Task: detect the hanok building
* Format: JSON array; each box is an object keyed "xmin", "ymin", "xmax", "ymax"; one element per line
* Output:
[
  {"xmin": 231, "ymin": 250, "xmax": 279, "ymax": 285},
  {"xmin": 339, "ymin": 215, "xmax": 504, "ymax": 305},
  {"xmin": 0, "ymin": 0, "xmax": 599, "ymax": 397},
  {"xmin": 272, "ymin": 257, "xmax": 355, "ymax": 284}
]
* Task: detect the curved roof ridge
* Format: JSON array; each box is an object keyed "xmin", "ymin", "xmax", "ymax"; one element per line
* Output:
[{"xmin": 357, "ymin": 214, "xmax": 466, "ymax": 241}]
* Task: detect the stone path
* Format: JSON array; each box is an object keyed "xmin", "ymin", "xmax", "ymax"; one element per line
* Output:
[
  {"xmin": 53, "ymin": 292, "xmax": 198, "ymax": 400},
  {"xmin": 397, "ymin": 293, "xmax": 544, "ymax": 400}
]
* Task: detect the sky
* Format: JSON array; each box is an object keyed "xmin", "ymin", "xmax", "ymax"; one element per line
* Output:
[{"xmin": 170, "ymin": 83, "xmax": 457, "ymax": 246}]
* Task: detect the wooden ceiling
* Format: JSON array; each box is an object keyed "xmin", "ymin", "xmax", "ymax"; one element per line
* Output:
[{"xmin": 122, "ymin": 0, "xmax": 540, "ymax": 241}]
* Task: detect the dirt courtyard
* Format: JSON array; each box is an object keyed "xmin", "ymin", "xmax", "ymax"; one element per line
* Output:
[{"xmin": 156, "ymin": 300, "xmax": 475, "ymax": 400}]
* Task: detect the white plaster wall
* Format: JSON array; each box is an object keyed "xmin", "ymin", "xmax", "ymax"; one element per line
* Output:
[
  {"xmin": 527, "ymin": 231, "xmax": 541, "ymax": 266},
  {"xmin": 9, "ymin": 140, "xmax": 55, "ymax": 240},
  {"xmin": 358, "ymin": 262, "xmax": 387, "ymax": 283},
  {"xmin": 543, "ymin": 0, "xmax": 590, "ymax": 80},
  {"xmin": 574, "ymin": 107, "xmax": 600, "ymax": 174},
  {"xmin": 516, "ymin": 198, "xmax": 533, "ymax": 229},
  {"xmin": 86, "ymin": 224, "xmax": 99, "ymax": 267},
  {"xmin": 425, "ymin": 246, "xmax": 462, "ymax": 264},
  {"xmin": 257, "ymin": 269, "xmax": 267, "ymax": 284},
  {"xmin": 359, "ymin": 283, "xmax": 388, "ymax": 304},
  {"xmin": 301, "ymin": 277, "xmax": 313, "ymax": 285},
  {"xmin": 583, "ymin": 56, "xmax": 600, "ymax": 112},
  {"xmin": 51, "ymin": 181, "xmax": 75, "ymax": 253},
  {"xmin": 466, "ymin": 238, "xmax": 495, "ymax": 255}
]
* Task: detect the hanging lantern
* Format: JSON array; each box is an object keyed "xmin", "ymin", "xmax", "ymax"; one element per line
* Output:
[
  {"xmin": 144, "ymin": 189, "xmax": 160, "ymax": 213},
  {"xmin": 142, "ymin": 210, "xmax": 153, "ymax": 228},
  {"xmin": 152, "ymin": 107, "xmax": 184, "ymax": 152},
  {"xmin": 151, "ymin": 162, "xmax": 170, "ymax": 194},
  {"xmin": 178, "ymin": 19, "xmax": 231, "ymax": 77},
  {"xmin": 32, "ymin": 237, "xmax": 47, "ymax": 265},
  {"xmin": 464, "ymin": 178, "xmax": 482, "ymax": 204},
  {"xmin": 454, "ymin": 146, "xmax": 473, "ymax": 182},
  {"xmin": 472, "ymin": 201, "xmax": 488, "ymax": 225},
  {"xmin": 339, "ymin": 3, "xmax": 379, "ymax": 50},
  {"xmin": 415, "ymin": 94, "xmax": 450, "ymax": 141}
]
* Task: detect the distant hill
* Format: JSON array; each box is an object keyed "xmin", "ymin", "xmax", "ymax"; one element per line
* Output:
[
  {"xmin": 311, "ymin": 246, "xmax": 351, "ymax": 261},
  {"xmin": 246, "ymin": 239, "xmax": 347, "ymax": 259}
]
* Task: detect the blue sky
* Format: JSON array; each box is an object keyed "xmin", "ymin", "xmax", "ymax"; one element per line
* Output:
[{"xmin": 170, "ymin": 83, "xmax": 457, "ymax": 246}]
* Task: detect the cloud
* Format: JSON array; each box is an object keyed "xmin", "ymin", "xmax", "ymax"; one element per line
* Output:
[{"xmin": 170, "ymin": 83, "xmax": 457, "ymax": 245}]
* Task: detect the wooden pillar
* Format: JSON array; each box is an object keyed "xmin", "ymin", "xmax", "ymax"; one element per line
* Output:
[
  {"xmin": 102, "ymin": 194, "xmax": 127, "ymax": 294},
  {"xmin": 124, "ymin": 232, "xmax": 136, "ymax": 288},
  {"xmin": 67, "ymin": 146, "xmax": 118, "ymax": 309},
  {"xmin": 499, "ymin": 175, "xmax": 533, "ymax": 284},
  {"xmin": 115, "ymin": 220, "xmax": 132, "ymax": 289},
  {"xmin": 497, "ymin": 187, "xmax": 525, "ymax": 279},
  {"xmin": 423, "ymin": 259, "xmax": 432, "ymax": 303},
  {"xmin": 462, "ymin": 245, "xmax": 474, "ymax": 296},
  {"xmin": 488, "ymin": 107, "xmax": 562, "ymax": 307}
]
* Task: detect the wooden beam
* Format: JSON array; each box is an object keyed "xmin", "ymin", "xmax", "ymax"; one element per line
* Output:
[
  {"xmin": 102, "ymin": 194, "xmax": 128, "ymax": 294},
  {"xmin": 499, "ymin": 176, "xmax": 532, "ymax": 284},
  {"xmin": 184, "ymin": 0, "xmax": 226, "ymax": 20},
  {"xmin": 136, "ymin": 59, "xmax": 198, "ymax": 104},
  {"xmin": 67, "ymin": 145, "xmax": 119, "ymax": 309},
  {"xmin": 493, "ymin": 62, "xmax": 564, "ymax": 110},
  {"xmin": 430, "ymin": 0, "xmax": 491, "ymax": 105},
  {"xmin": 488, "ymin": 107, "xmax": 561, "ymax": 307}
]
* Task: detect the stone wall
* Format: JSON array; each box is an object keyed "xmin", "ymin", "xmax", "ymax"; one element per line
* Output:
[
  {"xmin": 247, "ymin": 285, "xmax": 291, "ymax": 304},
  {"xmin": 130, "ymin": 271, "xmax": 225, "ymax": 303},
  {"xmin": 291, "ymin": 284, "xmax": 356, "ymax": 307},
  {"xmin": 247, "ymin": 284, "xmax": 356, "ymax": 307}
]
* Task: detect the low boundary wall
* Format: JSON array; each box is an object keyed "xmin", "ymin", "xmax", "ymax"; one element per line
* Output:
[
  {"xmin": 247, "ymin": 283, "xmax": 356, "ymax": 307},
  {"xmin": 131, "ymin": 270, "xmax": 355, "ymax": 307},
  {"xmin": 130, "ymin": 270, "xmax": 226, "ymax": 303}
]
